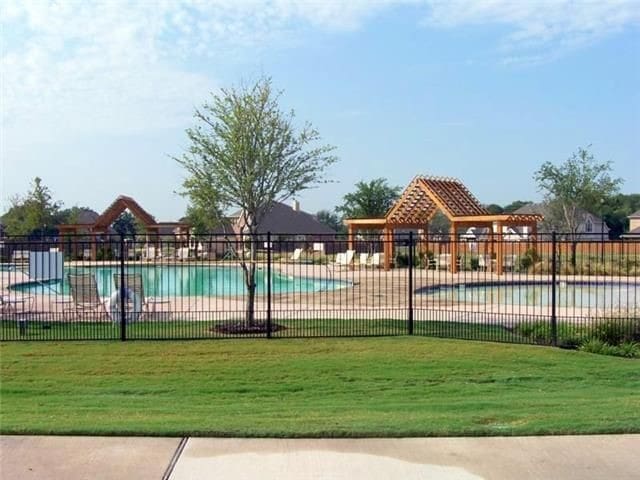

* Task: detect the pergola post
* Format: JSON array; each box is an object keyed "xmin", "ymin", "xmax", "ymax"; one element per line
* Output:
[
  {"xmin": 347, "ymin": 224, "xmax": 354, "ymax": 251},
  {"xmin": 383, "ymin": 227, "xmax": 392, "ymax": 271},
  {"xmin": 496, "ymin": 221, "xmax": 504, "ymax": 275},
  {"xmin": 90, "ymin": 232, "xmax": 97, "ymax": 261},
  {"xmin": 450, "ymin": 222, "xmax": 458, "ymax": 273}
]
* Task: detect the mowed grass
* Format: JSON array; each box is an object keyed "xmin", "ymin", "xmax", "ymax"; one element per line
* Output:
[{"xmin": 1, "ymin": 337, "xmax": 639, "ymax": 437}]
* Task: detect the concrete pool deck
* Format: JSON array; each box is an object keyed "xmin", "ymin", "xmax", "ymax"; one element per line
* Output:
[
  {"xmin": 1, "ymin": 264, "xmax": 637, "ymax": 323},
  {"xmin": 2, "ymin": 435, "xmax": 639, "ymax": 479}
]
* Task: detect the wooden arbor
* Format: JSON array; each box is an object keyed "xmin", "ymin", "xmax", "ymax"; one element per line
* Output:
[
  {"xmin": 344, "ymin": 176, "xmax": 543, "ymax": 274},
  {"xmin": 57, "ymin": 195, "xmax": 190, "ymax": 259}
]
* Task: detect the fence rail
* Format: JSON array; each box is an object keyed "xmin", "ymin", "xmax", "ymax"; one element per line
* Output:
[{"xmin": 1, "ymin": 232, "xmax": 638, "ymax": 347}]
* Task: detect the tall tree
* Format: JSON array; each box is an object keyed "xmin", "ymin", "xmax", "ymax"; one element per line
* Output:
[
  {"xmin": 484, "ymin": 204, "xmax": 504, "ymax": 215},
  {"xmin": 503, "ymin": 200, "xmax": 531, "ymax": 213},
  {"xmin": 315, "ymin": 209, "xmax": 344, "ymax": 233},
  {"xmin": 2, "ymin": 177, "xmax": 62, "ymax": 236},
  {"xmin": 534, "ymin": 146, "xmax": 622, "ymax": 265},
  {"xmin": 176, "ymin": 77, "xmax": 337, "ymax": 327},
  {"xmin": 112, "ymin": 211, "xmax": 139, "ymax": 238},
  {"xmin": 336, "ymin": 178, "xmax": 401, "ymax": 219},
  {"xmin": 597, "ymin": 193, "xmax": 640, "ymax": 238}
]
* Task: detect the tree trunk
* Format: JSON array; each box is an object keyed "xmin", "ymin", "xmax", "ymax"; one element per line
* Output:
[
  {"xmin": 244, "ymin": 233, "xmax": 257, "ymax": 326},
  {"xmin": 570, "ymin": 240, "xmax": 577, "ymax": 270}
]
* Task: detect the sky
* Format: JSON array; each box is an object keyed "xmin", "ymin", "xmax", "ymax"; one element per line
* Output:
[{"xmin": 1, "ymin": 0, "xmax": 639, "ymax": 221}]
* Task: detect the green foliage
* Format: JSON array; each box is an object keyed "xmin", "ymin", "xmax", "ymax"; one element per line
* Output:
[
  {"xmin": 176, "ymin": 77, "xmax": 337, "ymax": 233},
  {"xmin": 598, "ymin": 193, "xmax": 640, "ymax": 238},
  {"xmin": 315, "ymin": 209, "xmax": 344, "ymax": 233},
  {"xmin": 503, "ymin": 200, "xmax": 531, "ymax": 213},
  {"xmin": 112, "ymin": 212, "xmax": 139, "ymax": 238},
  {"xmin": 175, "ymin": 77, "xmax": 336, "ymax": 324},
  {"xmin": 534, "ymin": 146, "xmax": 622, "ymax": 236},
  {"xmin": 428, "ymin": 211, "xmax": 450, "ymax": 235},
  {"xmin": 2, "ymin": 177, "xmax": 62, "ymax": 236},
  {"xmin": 591, "ymin": 319, "xmax": 640, "ymax": 345},
  {"xmin": 514, "ymin": 321, "xmax": 585, "ymax": 348},
  {"xmin": 579, "ymin": 339, "xmax": 639, "ymax": 358},
  {"xmin": 484, "ymin": 203, "xmax": 504, "ymax": 214},
  {"xmin": 336, "ymin": 178, "xmax": 401, "ymax": 219},
  {"xmin": 518, "ymin": 248, "xmax": 541, "ymax": 271},
  {"xmin": 617, "ymin": 342, "xmax": 640, "ymax": 358},
  {"xmin": 184, "ymin": 203, "xmax": 226, "ymax": 236}
]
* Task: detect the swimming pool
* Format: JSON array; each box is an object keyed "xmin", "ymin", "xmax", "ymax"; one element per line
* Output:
[
  {"xmin": 10, "ymin": 265, "xmax": 348, "ymax": 297},
  {"xmin": 420, "ymin": 281, "xmax": 638, "ymax": 309}
]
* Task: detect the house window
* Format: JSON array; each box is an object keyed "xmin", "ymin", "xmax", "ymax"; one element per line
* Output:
[{"xmin": 585, "ymin": 218, "xmax": 593, "ymax": 233}]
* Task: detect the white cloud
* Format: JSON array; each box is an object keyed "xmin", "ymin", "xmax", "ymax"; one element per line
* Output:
[
  {"xmin": 1, "ymin": 0, "xmax": 638, "ymax": 147},
  {"xmin": 422, "ymin": 0, "xmax": 640, "ymax": 64},
  {"xmin": 0, "ymin": 0, "xmax": 410, "ymax": 144}
]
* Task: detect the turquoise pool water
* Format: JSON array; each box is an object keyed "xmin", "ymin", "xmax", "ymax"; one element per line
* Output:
[
  {"xmin": 10, "ymin": 265, "xmax": 347, "ymax": 297},
  {"xmin": 421, "ymin": 281, "xmax": 638, "ymax": 309}
]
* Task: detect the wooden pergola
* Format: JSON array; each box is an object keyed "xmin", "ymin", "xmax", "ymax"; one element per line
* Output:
[
  {"xmin": 344, "ymin": 176, "xmax": 543, "ymax": 274},
  {"xmin": 57, "ymin": 195, "xmax": 190, "ymax": 259}
]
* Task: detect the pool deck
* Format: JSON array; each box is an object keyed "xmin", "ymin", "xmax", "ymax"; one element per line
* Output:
[{"xmin": 1, "ymin": 262, "xmax": 636, "ymax": 323}]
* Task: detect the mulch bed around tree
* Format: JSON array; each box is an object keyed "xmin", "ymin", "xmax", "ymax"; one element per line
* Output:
[{"xmin": 212, "ymin": 321, "xmax": 286, "ymax": 335}]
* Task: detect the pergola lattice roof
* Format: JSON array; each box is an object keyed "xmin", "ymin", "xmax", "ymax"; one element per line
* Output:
[
  {"xmin": 344, "ymin": 175, "xmax": 543, "ymax": 273},
  {"xmin": 348, "ymin": 175, "xmax": 543, "ymax": 228}
]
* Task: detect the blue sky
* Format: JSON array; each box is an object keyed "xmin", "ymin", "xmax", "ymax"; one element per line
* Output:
[{"xmin": 1, "ymin": 1, "xmax": 639, "ymax": 221}]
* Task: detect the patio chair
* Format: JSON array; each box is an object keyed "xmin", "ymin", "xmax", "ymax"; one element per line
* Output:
[
  {"xmin": 113, "ymin": 273, "xmax": 169, "ymax": 319},
  {"xmin": 141, "ymin": 245, "xmax": 157, "ymax": 261},
  {"xmin": 503, "ymin": 254, "xmax": 518, "ymax": 272},
  {"xmin": 331, "ymin": 250, "xmax": 355, "ymax": 268},
  {"xmin": 0, "ymin": 294, "xmax": 34, "ymax": 315},
  {"xmin": 359, "ymin": 253, "xmax": 370, "ymax": 267},
  {"xmin": 290, "ymin": 248, "xmax": 303, "ymax": 262},
  {"xmin": 478, "ymin": 254, "xmax": 494, "ymax": 271},
  {"xmin": 436, "ymin": 253, "xmax": 461, "ymax": 271},
  {"xmin": 67, "ymin": 273, "xmax": 109, "ymax": 320},
  {"xmin": 436, "ymin": 253, "xmax": 451, "ymax": 271},
  {"xmin": 370, "ymin": 252, "xmax": 384, "ymax": 268}
]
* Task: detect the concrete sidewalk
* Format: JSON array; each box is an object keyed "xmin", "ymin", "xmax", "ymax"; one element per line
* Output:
[{"xmin": 1, "ymin": 435, "xmax": 639, "ymax": 479}]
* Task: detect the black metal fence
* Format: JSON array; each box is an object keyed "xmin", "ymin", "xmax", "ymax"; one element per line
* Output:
[{"xmin": 1, "ymin": 232, "xmax": 638, "ymax": 348}]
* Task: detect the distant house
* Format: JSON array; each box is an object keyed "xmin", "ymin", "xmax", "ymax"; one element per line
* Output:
[
  {"xmin": 621, "ymin": 210, "xmax": 640, "ymax": 239},
  {"xmin": 230, "ymin": 200, "xmax": 336, "ymax": 249},
  {"xmin": 514, "ymin": 203, "xmax": 609, "ymax": 240}
]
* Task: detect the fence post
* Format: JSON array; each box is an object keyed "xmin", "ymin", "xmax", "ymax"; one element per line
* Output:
[
  {"xmin": 551, "ymin": 231, "xmax": 557, "ymax": 347},
  {"xmin": 119, "ymin": 234, "xmax": 127, "ymax": 342},
  {"xmin": 408, "ymin": 231, "xmax": 414, "ymax": 335},
  {"xmin": 266, "ymin": 231, "xmax": 272, "ymax": 338}
]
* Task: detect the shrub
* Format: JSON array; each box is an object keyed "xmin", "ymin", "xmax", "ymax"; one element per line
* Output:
[
  {"xmin": 470, "ymin": 257, "xmax": 480, "ymax": 271},
  {"xmin": 616, "ymin": 342, "xmax": 640, "ymax": 358},
  {"xmin": 518, "ymin": 248, "xmax": 540, "ymax": 272},
  {"xmin": 514, "ymin": 321, "xmax": 584, "ymax": 348},
  {"xmin": 579, "ymin": 339, "xmax": 640, "ymax": 358},
  {"xmin": 591, "ymin": 318, "xmax": 640, "ymax": 345}
]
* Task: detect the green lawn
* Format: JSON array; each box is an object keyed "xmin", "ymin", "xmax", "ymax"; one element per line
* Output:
[{"xmin": 1, "ymin": 337, "xmax": 638, "ymax": 437}]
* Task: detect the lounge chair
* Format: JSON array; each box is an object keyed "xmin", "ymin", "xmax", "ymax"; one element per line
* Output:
[
  {"xmin": 290, "ymin": 248, "xmax": 303, "ymax": 262},
  {"xmin": 436, "ymin": 253, "xmax": 451, "ymax": 271},
  {"xmin": 176, "ymin": 247, "xmax": 191, "ymax": 261},
  {"xmin": 370, "ymin": 252, "xmax": 384, "ymax": 268},
  {"xmin": 0, "ymin": 294, "xmax": 34, "ymax": 315},
  {"xmin": 503, "ymin": 254, "xmax": 518, "ymax": 272},
  {"xmin": 478, "ymin": 254, "xmax": 494, "ymax": 271},
  {"xmin": 142, "ymin": 245, "xmax": 157, "ymax": 261},
  {"xmin": 11, "ymin": 250, "xmax": 29, "ymax": 264},
  {"xmin": 332, "ymin": 250, "xmax": 355, "ymax": 268},
  {"xmin": 359, "ymin": 253, "xmax": 369, "ymax": 267},
  {"xmin": 436, "ymin": 253, "xmax": 461, "ymax": 271},
  {"xmin": 113, "ymin": 273, "xmax": 169, "ymax": 319},
  {"xmin": 67, "ymin": 273, "xmax": 109, "ymax": 320}
]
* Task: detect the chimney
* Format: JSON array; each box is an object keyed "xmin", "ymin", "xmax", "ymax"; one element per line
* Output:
[{"xmin": 292, "ymin": 199, "xmax": 300, "ymax": 212}]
